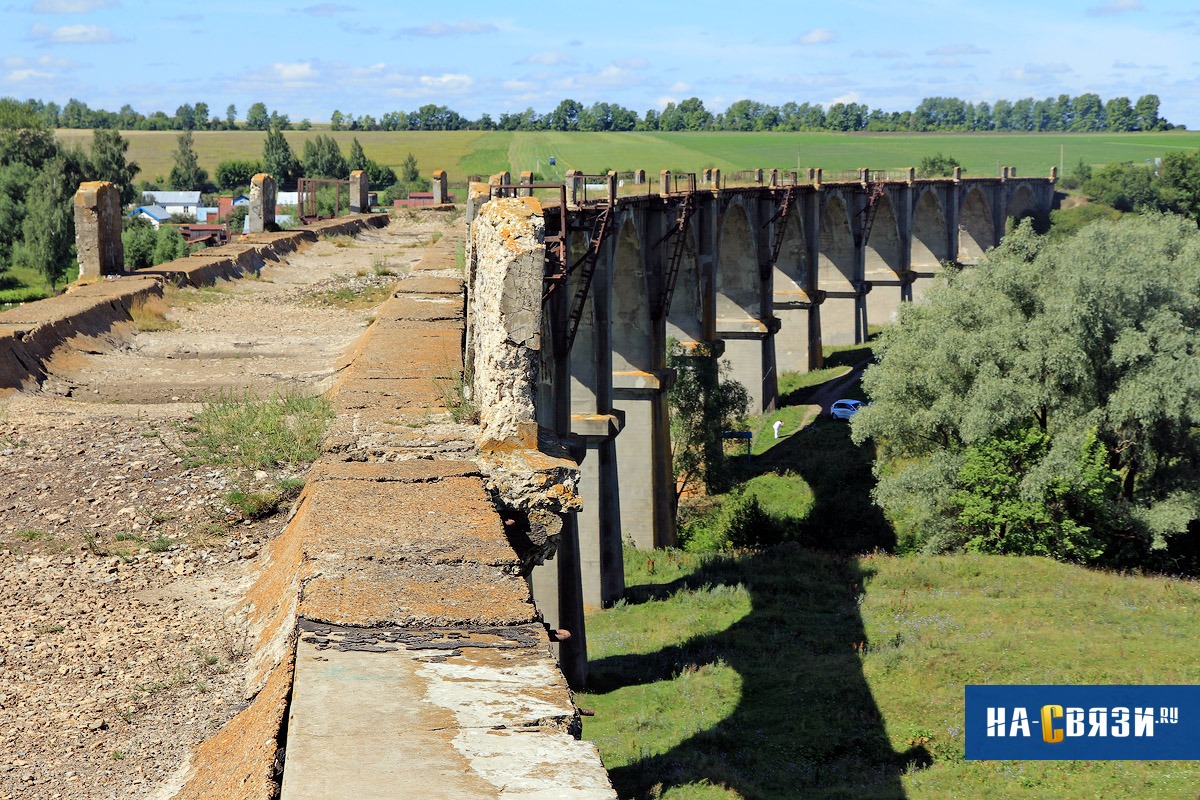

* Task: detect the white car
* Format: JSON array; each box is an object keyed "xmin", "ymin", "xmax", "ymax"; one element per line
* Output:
[{"xmin": 830, "ymin": 399, "xmax": 865, "ymax": 420}]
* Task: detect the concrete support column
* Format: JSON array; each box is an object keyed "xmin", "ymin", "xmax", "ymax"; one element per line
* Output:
[
  {"xmin": 519, "ymin": 171, "xmax": 533, "ymax": 197},
  {"xmin": 432, "ymin": 170, "xmax": 449, "ymax": 204},
  {"xmin": 633, "ymin": 169, "xmax": 646, "ymax": 184},
  {"xmin": 613, "ymin": 374, "xmax": 675, "ymax": 550},
  {"xmin": 572, "ymin": 418, "xmax": 625, "ymax": 609},
  {"xmin": 660, "ymin": 170, "xmax": 671, "ymax": 196},
  {"xmin": 348, "ymin": 170, "xmax": 369, "ymax": 213},
  {"xmin": 566, "ymin": 170, "xmax": 582, "ymax": 205},
  {"xmin": 73, "ymin": 181, "xmax": 123, "ymax": 281},
  {"xmin": 249, "ymin": 173, "xmax": 276, "ymax": 234}
]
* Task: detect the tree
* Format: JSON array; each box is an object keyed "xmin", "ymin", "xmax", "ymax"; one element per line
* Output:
[
  {"xmin": 1159, "ymin": 149, "xmax": 1200, "ymax": 222},
  {"xmin": 917, "ymin": 152, "xmax": 960, "ymax": 178},
  {"xmin": 193, "ymin": 102, "xmax": 210, "ymax": 131},
  {"xmin": 1082, "ymin": 162, "xmax": 1160, "ymax": 211},
  {"xmin": 262, "ymin": 125, "xmax": 301, "ymax": 188},
  {"xmin": 225, "ymin": 104, "xmax": 237, "ymax": 130},
  {"xmin": 245, "ymin": 102, "xmax": 270, "ymax": 131},
  {"xmin": 215, "ymin": 158, "xmax": 262, "ymax": 191},
  {"xmin": 1134, "ymin": 94, "xmax": 1162, "ymax": 131},
  {"xmin": 168, "ymin": 130, "xmax": 208, "ymax": 190},
  {"xmin": 89, "ymin": 129, "xmax": 140, "ymax": 206},
  {"xmin": 666, "ymin": 340, "xmax": 750, "ymax": 499},
  {"xmin": 121, "ymin": 216, "xmax": 157, "ymax": 269},
  {"xmin": 15, "ymin": 150, "xmax": 89, "ymax": 287},
  {"xmin": 400, "ymin": 152, "xmax": 419, "ymax": 183},
  {"xmin": 347, "ymin": 137, "xmax": 368, "ymax": 172},
  {"xmin": 852, "ymin": 215, "xmax": 1200, "ymax": 568},
  {"xmin": 153, "ymin": 226, "xmax": 188, "ymax": 265},
  {"xmin": 301, "ymin": 134, "xmax": 347, "ymax": 179},
  {"xmin": 174, "ymin": 103, "xmax": 196, "ymax": 131},
  {"xmin": 329, "ymin": 110, "xmax": 344, "ymax": 131}
]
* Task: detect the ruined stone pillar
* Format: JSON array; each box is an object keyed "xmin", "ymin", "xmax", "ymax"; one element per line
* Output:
[
  {"xmin": 432, "ymin": 170, "xmax": 449, "ymax": 204},
  {"xmin": 711, "ymin": 168, "xmax": 721, "ymax": 189},
  {"xmin": 633, "ymin": 169, "xmax": 646, "ymax": 185},
  {"xmin": 859, "ymin": 167, "xmax": 870, "ymax": 184},
  {"xmin": 349, "ymin": 170, "xmax": 369, "ymax": 213},
  {"xmin": 769, "ymin": 169, "xmax": 779, "ymax": 187},
  {"xmin": 907, "ymin": 167, "xmax": 916, "ymax": 183},
  {"xmin": 519, "ymin": 170, "xmax": 533, "ymax": 197},
  {"xmin": 1001, "ymin": 166, "xmax": 1010, "ymax": 180},
  {"xmin": 1009, "ymin": 167, "xmax": 1017, "ymax": 178},
  {"xmin": 1050, "ymin": 166, "xmax": 1058, "ymax": 183},
  {"xmin": 73, "ymin": 181, "xmax": 124, "ymax": 281},
  {"xmin": 660, "ymin": 170, "xmax": 671, "ymax": 196},
  {"xmin": 249, "ymin": 173, "xmax": 277, "ymax": 234},
  {"xmin": 953, "ymin": 166, "xmax": 962, "ymax": 182},
  {"xmin": 564, "ymin": 170, "xmax": 581, "ymax": 206},
  {"xmin": 470, "ymin": 195, "xmax": 587, "ymax": 687},
  {"xmin": 813, "ymin": 168, "xmax": 822, "ymax": 188}
]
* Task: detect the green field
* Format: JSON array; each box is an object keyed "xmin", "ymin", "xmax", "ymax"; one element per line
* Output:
[
  {"xmin": 54, "ymin": 129, "xmax": 1200, "ymax": 190},
  {"xmin": 579, "ymin": 547, "xmax": 1200, "ymax": 800}
]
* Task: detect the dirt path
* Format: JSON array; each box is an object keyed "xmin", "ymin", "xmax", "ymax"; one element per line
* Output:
[{"xmin": 0, "ymin": 212, "xmax": 457, "ymax": 800}]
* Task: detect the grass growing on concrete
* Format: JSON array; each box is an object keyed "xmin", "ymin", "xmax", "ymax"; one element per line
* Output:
[
  {"xmin": 129, "ymin": 295, "xmax": 178, "ymax": 331},
  {"xmin": 579, "ymin": 546, "xmax": 1200, "ymax": 799},
  {"xmin": 180, "ymin": 390, "xmax": 332, "ymax": 472}
]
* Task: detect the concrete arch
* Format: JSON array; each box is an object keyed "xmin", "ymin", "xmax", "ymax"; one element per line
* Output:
[
  {"xmin": 665, "ymin": 221, "xmax": 703, "ymax": 344},
  {"xmin": 568, "ymin": 231, "xmax": 599, "ymax": 415},
  {"xmin": 772, "ymin": 211, "xmax": 807, "ymax": 294},
  {"xmin": 864, "ymin": 194, "xmax": 904, "ymax": 325},
  {"xmin": 818, "ymin": 195, "xmax": 855, "ymax": 289},
  {"xmin": 610, "ymin": 218, "xmax": 653, "ymax": 373},
  {"xmin": 864, "ymin": 194, "xmax": 902, "ymax": 276},
  {"xmin": 715, "ymin": 201, "xmax": 761, "ymax": 320},
  {"xmin": 958, "ymin": 187, "xmax": 995, "ymax": 264},
  {"xmin": 1006, "ymin": 184, "xmax": 1040, "ymax": 233},
  {"xmin": 912, "ymin": 188, "xmax": 948, "ymax": 270}
]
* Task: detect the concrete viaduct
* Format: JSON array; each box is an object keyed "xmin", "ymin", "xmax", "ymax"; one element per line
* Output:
[
  {"xmin": 464, "ymin": 166, "xmax": 1057, "ymax": 685},
  {"xmin": 45, "ymin": 164, "xmax": 1052, "ymax": 797}
]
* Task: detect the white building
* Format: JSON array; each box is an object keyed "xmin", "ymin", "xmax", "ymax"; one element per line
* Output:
[{"xmin": 141, "ymin": 191, "xmax": 203, "ymax": 218}]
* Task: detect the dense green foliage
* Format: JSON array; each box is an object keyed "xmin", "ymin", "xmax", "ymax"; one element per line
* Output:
[
  {"xmin": 853, "ymin": 215, "xmax": 1200, "ymax": 569},
  {"xmin": 261, "ymin": 126, "xmax": 301, "ymax": 189},
  {"xmin": 167, "ymin": 130, "xmax": 208, "ymax": 191},
  {"xmin": 88, "ymin": 129, "xmax": 140, "ymax": 206},
  {"xmin": 7, "ymin": 91, "xmax": 1178, "ymax": 135},
  {"xmin": 666, "ymin": 340, "xmax": 750, "ymax": 499},
  {"xmin": 301, "ymin": 134, "xmax": 348, "ymax": 179},
  {"xmin": 916, "ymin": 152, "xmax": 961, "ymax": 178},
  {"xmin": 214, "ymin": 158, "xmax": 261, "ymax": 191}
]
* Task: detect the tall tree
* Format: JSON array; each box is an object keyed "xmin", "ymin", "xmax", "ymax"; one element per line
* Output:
[
  {"xmin": 225, "ymin": 104, "xmax": 237, "ymax": 130},
  {"xmin": 262, "ymin": 125, "xmax": 301, "ymax": 188},
  {"xmin": 245, "ymin": 102, "xmax": 270, "ymax": 131},
  {"xmin": 1134, "ymin": 94, "xmax": 1162, "ymax": 131},
  {"xmin": 301, "ymin": 134, "xmax": 347, "ymax": 179},
  {"xmin": 89, "ymin": 128, "xmax": 140, "ymax": 206},
  {"xmin": 853, "ymin": 215, "xmax": 1200, "ymax": 568},
  {"xmin": 168, "ymin": 130, "xmax": 208, "ymax": 190},
  {"xmin": 16, "ymin": 149, "xmax": 89, "ymax": 287}
]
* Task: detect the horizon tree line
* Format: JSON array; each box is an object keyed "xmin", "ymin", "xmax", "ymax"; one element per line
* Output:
[{"xmin": 2, "ymin": 92, "xmax": 1178, "ymax": 135}]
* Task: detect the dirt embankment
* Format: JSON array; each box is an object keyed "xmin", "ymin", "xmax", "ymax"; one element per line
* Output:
[{"xmin": 0, "ymin": 212, "xmax": 457, "ymax": 800}]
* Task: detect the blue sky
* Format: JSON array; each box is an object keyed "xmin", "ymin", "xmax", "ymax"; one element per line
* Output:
[{"xmin": 2, "ymin": 0, "xmax": 1198, "ymax": 127}]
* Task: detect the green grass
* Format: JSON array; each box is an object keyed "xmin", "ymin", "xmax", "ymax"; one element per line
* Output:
[
  {"xmin": 53, "ymin": 130, "xmax": 1200, "ymax": 195},
  {"xmin": 179, "ymin": 389, "xmax": 332, "ymax": 472},
  {"xmin": 579, "ymin": 546, "xmax": 1200, "ymax": 799}
]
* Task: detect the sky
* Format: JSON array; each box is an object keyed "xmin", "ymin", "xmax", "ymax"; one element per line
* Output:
[{"xmin": 1, "ymin": 0, "xmax": 1198, "ymax": 128}]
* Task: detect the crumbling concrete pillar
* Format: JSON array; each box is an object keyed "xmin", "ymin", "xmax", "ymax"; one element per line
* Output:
[
  {"xmin": 249, "ymin": 173, "xmax": 277, "ymax": 234},
  {"xmin": 754, "ymin": 168, "xmax": 764, "ymax": 184},
  {"xmin": 519, "ymin": 170, "xmax": 533, "ymax": 197},
  {"xmin": 73, "ymin": 181, "xmax": 124, "ymax": 281},
  {"xmin": 953, "ymin": 166, "xmax": 962, "ymax": 182},
  {"xmin": 711, "ymin": 168, "xmax": 721, "ymax": 189},
  {"xmin": 813, "ymin": 168, "xmax": 822, "ymax": 188},
  {"xmin": 1050, "ymin": 166, "xmax": 1058, "ymax": 183},
  {"xmin": 432, "ymin": 170, "xmax": 449, "ymax": 204},
  {"xmin": 769, "ymin": 169, "xmax": 778, "ymax": 187},
  {"xmin": 470, "ymin": 195, "xmax": 587, "ymax": 687},
  {"xmin": 660, "ymin": 170, "xmax": 671, "ymax": 196},
  {"xmin": 349, "ymin": 170, "xmax": 369, "ymax": 213},
  {"xmin": 859, "ymin": 167, "xmax": 870, "ymax": 184},
  {"xmin": 565, "ymin": 170, "xmax": 582, "ymax": 206},
  {"xmin": 907, "ymin": 167, "xmax": 916, "ymax": 183},
  {"xmin": 633, "ymin": 169, "xmax": 646, "ymax": 184}
]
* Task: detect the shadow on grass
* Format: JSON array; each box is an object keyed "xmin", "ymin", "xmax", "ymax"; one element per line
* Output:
[{"xmin": 592, "ymin": 546, "xmax": 928, "ymax": 799}]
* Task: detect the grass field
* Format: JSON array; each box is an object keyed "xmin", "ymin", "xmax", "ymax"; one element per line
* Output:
[
  {"xmin": 53, "ymin": 129, "xmax": 1200, "ymax": 191},
  {"xmin": 579, "ymin": 547, "xmax": 1200, "ymax": 800},
  {"xmin": 576, "ymin": 344, "xmax": 1200, "ymax": 798}
]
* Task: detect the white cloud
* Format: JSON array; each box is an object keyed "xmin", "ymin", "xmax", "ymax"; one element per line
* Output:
[
  {"xmin": 668, "ymin": 81, "xmax": 690, "ymax": 93},
  {"xmin": 1088, "ymin": 0, "xmax": 1143, "ymax": 15},
  {"xmin": 797, "ymin": 27, "xmax": 835, "ymax": 45},
  {"xmin": 29, "ymin": 22, "xmax": 124, "ymax": 43},
  {"xmin": 419, "ymin": 73, "xmax": 473, "ymax": 91},
  {"xmin": 517, "ymin": 51, "xmax": 574, "ymax": 66},
  {"xmin": 831, "ymin": 91, "xmax": 861, "ymax": 105},
  {"xmin": 6, "ymin": 68, "xmax": 54, "ymax": 81},
  {"xmin": 1004, "ymin": 62, "xmax": 1073, "ymax": 85},
  {"xmin": 273, "ymin": 62, "xmax": 318, "ymax": 81},
  {"xmin": 30, "ymin": 0, "xmax": 115, "ymax": 12}
]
